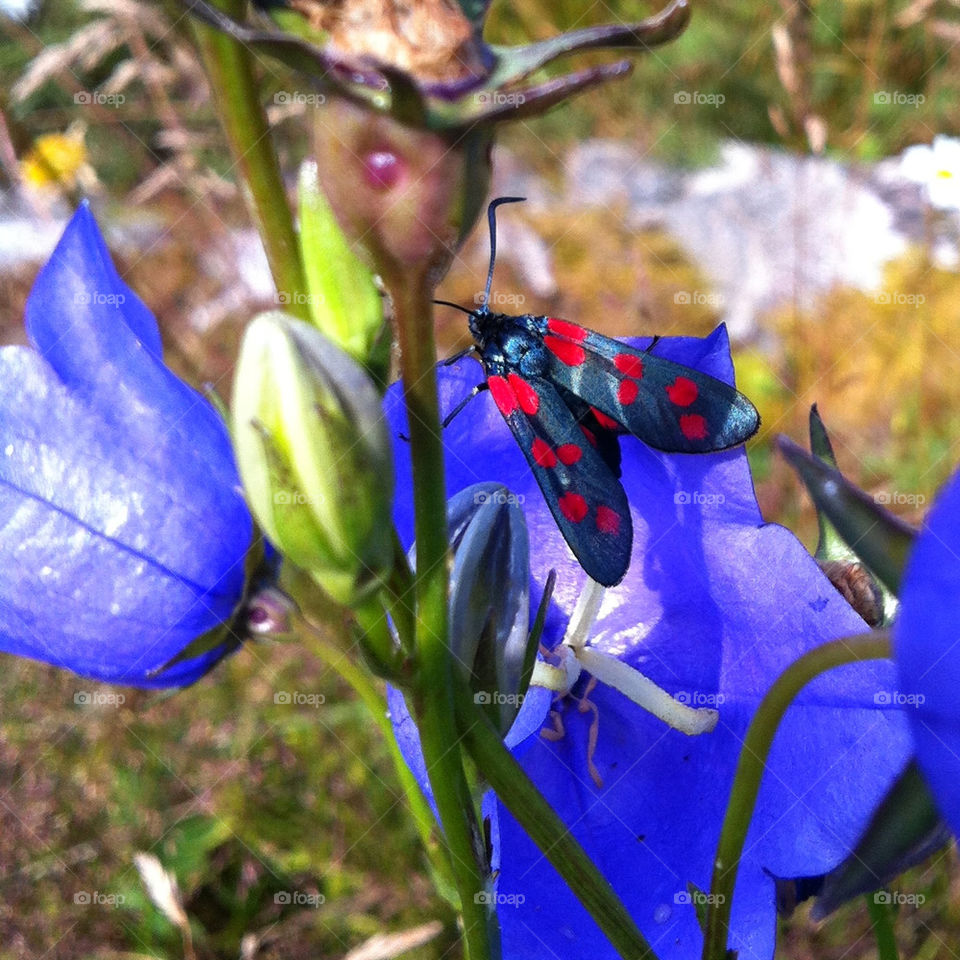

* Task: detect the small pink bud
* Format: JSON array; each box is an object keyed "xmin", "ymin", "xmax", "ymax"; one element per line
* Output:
[{"xmin": 363, "ymin": 151, "xmax": 404, "ymax": 191}]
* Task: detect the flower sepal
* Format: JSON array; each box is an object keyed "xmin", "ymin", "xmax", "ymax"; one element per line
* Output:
[
  {"xmin": 806, "ymin": 405, "xmax": 888, "ymax": 626},
  {"xmin": 182, "ymin": 0, "xmax": 689, "ymax": 131},
  {"xmin": 778, "ymin": 434, "xmax": 915, "ymax": 595},
  {"xmin": 812, "ymin": 759, "xmax": 950, "ymax": 919}
]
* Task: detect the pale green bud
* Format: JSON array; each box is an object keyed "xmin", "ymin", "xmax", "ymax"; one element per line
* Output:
[
  {"xmin": 232, "ymin": 311, "xmax": 393, "ymax": 606},
  {"xmin": 296, "ymin": 160, "xmax": 388, "ymax": 375}
]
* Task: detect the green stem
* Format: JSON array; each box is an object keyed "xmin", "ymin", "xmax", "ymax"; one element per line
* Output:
[
  {"xmin": 702, "ymin": 632, "xmax": 892, "ymax": 960},
  {"xmin": 292, "ymin": 612, "xmax": 454, "ymax": 897},
  {"xmin": 190, "ymin": 0, "xmax": 310, "ymax": 321},
  {"xmin": 393, "ymin": 271, "xmax": 495, "ymax": 960},
  {"xmin": 455, "ymin": 682, "xmax": 659, "ymax": 960},
  {"xmin": 865, "ymin": 893, "xmax": 900, "ymax": 960}
]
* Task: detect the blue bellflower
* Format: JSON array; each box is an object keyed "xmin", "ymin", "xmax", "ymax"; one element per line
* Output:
[
  {"xmin": 895, "ymin": 467, "xmax": 960, "ymax": 836},
  {"xmin": 386, "ymin": 326, "xmax": 913, "ymax": 959},
  {"xmin": 0, "ymin": 205, "xmax": 253, "ymax": 686}
]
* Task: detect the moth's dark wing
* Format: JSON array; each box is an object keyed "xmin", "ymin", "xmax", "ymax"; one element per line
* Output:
[
  {"xmin": 540, "ymin": 319, "xmax": 760, "ymax": 454},
  {"xmin": 559, "ymin": 387, "xmax": 624, "ymax": 479},
  {"xmin": 484, "ymin": 369, "xmax": 632, "ymax": 587}
]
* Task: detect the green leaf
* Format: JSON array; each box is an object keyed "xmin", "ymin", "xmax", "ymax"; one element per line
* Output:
[
  {"xmin": 812, "ymin": 761, "xmax": 950, "ymax": 919},
  {"xmin": 777, "ymin": 435, "xmax": 916, "ymax": 595}
]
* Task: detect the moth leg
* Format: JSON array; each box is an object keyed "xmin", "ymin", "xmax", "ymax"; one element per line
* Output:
[
  {"xmin": 443, "ymin": 345, "xmax": 478, "ymax": 366},
  {"xmin": 442, "ymin": 381, "xmax": 489, "ymax": 428}
]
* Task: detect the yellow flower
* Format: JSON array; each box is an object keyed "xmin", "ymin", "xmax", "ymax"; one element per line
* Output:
[{"xmin": 21, "ymin": 125, "xmax": 93, "ymax": 192}]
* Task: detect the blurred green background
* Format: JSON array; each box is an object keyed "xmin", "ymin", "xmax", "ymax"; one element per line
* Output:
[{"xmin": 2, "ymin": 0, "xmax": 960, "ymax": 957}]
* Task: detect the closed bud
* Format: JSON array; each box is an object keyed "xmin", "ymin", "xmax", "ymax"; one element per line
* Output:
[
  {"xmin": 412, "ymin": 483, "xmax": 531, "ymax": 734},
  {"xmin": 232, "ymin": 312, "xmax": 393, "ymax": 606},
  {"xmin": 311, "ymin": 98, "xmax": 491, "ymax": 292},
  {"xmin": 297, "ymin": 160, "xmax": 389, "ymax": 378}
]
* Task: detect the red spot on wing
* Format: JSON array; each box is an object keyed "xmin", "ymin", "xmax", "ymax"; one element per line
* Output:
[
  {"xmin": 595, "ymin": 505, "xmax": 621, "ymax": 535},
  {"xmin": 590, "ymin": 407, "xmax": 619, "ymax": 431},
  {"xmin": 544, "ymin": 336, "xmax": 586, "ymax": 367},
  {"xmin": 680, "ymin": 413, "xmax": 709, "ymax": 440},
  {"xmin": 614, "ymin": 353, "xmax": 645, "ymax": 378},
  {"xmin": 558, "ymin": 492, "xmax": 588, "ymax": 524},
  {"xmin": 508, "ymin": 373, "xmax": 540, "ymax": 414},
  {"xmin": 580, "ymin": 425, "xmax": 598, "ymax": 447},
  {"xmin": 666, "ymin": 376, "xmax": 699, "ymax": 407},
  {"xmin": 531, "ymin": 437, "xmax": 557, "ymax": 468},
  {"xmin": 557, "ymin": 444, "xmax": 583, "ymax": 465},
  {"xmin": 618, "ymin": 379, "xmax": 639, "ymax": 406},
  {"xmin": 547, "ymin": 318, "xmax": 589, "ymax": 341},
  {"xmin": 488, "ymin": 375, "xmax": 518, "ymax": 416}
]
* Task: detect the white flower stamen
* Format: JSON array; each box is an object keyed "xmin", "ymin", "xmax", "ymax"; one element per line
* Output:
[{"xmin": 530, "ymin": 578, "xmax": 719, "ymax": 736}]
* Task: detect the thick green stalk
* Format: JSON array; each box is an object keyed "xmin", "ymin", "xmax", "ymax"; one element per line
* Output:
[
  {"xmin": 393, "ymin": 271, "xmax": 495, "ymax": 960},
  {"xmin": 865, "ymin": 893, "xmax": 900, "ymax": 960},
  {"xmin": 702, "ymin": 632, "xmax": 892, "ymax": 960},
  {"xmin": 190, "ymin": 0, "xmax": 310, "ymax": 321},
  {"xmin": 455, "ymin": 682, "xmax": 659, "ymax": 960}
]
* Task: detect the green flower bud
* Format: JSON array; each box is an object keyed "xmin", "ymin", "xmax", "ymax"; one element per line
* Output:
[
  {"xmin": 232, "ymin": 311, "xmax": 393, "ymax": 606},
  {"xmin": 297, "ymin": 160, "xmax": 389, "ymax": 378},
  {"xmin": 409, "ymin": 483, "xmax": 532, "ymax": 734}
]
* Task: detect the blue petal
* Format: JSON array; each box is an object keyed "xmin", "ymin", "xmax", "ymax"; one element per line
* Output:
[
  {"xmin": 895, "ymin": 468, "xmax": 960, "ymax": 836},
  {"xmin": 0, "ymin": 207, "xmax": 252, "ymax": 686},
  {"xmin": 385, "ymin": 325, "xmax": 912, "ymax": 959}
]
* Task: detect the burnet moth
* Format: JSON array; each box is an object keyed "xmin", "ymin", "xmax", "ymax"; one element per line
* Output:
[{"xmin": 435, "ymin": 198, "xmax": 760, "ymax": 587}]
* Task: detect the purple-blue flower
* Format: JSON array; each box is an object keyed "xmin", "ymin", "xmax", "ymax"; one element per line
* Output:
[
  {"xmin": 0, "ymin": 204, "xmax": 253, "ymax": 686},
  {"xmin": 386, "ymin": 325, "xmax": 913, "ymax": 959},
  {"xmin": 895, "ymin": 467, "xmax": 960, "ymax": 836}
]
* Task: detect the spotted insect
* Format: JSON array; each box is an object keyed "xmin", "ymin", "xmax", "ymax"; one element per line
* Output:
[{"xmin": 435, "ymin": 197, "xmax": 760, "ymax": 587}]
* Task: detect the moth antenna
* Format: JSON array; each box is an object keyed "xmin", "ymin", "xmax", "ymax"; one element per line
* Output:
[
  {"xmin": 432, "ymin": 299, "xmax": 476, "ymax": 317},
  {"xmin": 482, "ymin": 196, "xmax": 525, "ymax": 311}
]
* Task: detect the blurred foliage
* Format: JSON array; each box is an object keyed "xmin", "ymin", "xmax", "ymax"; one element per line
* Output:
[
  {"xmin": 490, "ymin": 0, "xmax": 960, "ymax": 165},
  {"xmin": 0, "ymin": 642, "xmax": 454, "ymax": 959}
]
